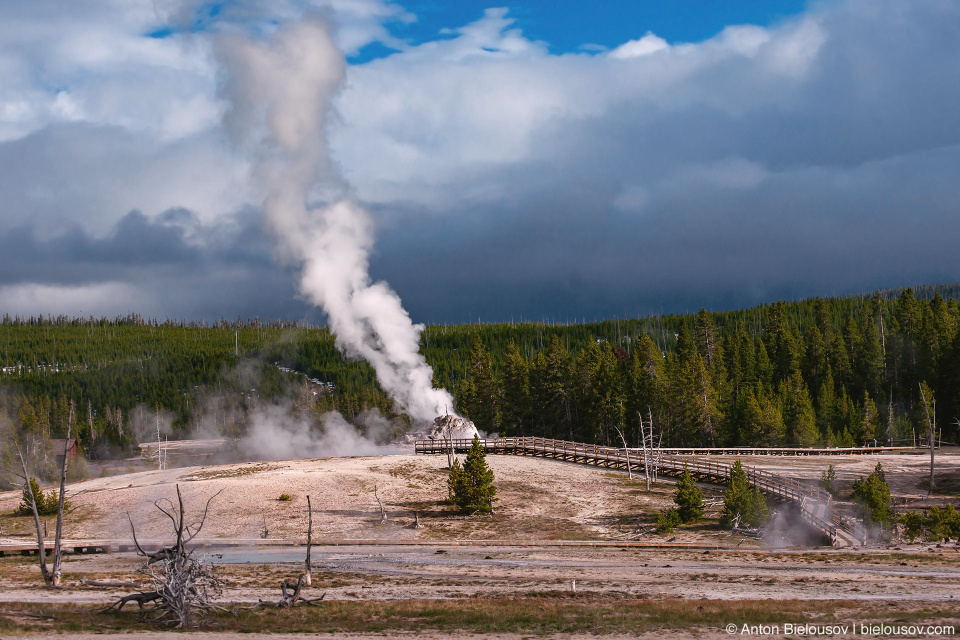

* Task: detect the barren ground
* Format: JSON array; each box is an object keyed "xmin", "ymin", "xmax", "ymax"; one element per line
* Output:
[{"xmin": 1, "ymin": 448, "xmax": 958, "ymax": 637}]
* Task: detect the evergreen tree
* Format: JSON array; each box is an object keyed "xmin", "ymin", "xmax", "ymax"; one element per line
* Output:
[
  {"xmin": 500, "ymin": 339, "xmax": 530, "ymax": 437},
  {"xmin": 626, "ymin": 334, "xmax": 664, "ymax": 445},
  {"xmin": 672, "ymin": 352, "xmax": 721, "ymax": 446},
  {"xmin": 530, "ymin": 336, "xmax": 570, "ymax": 438},
  {"xmin": 829, "ymin": 329, "xmax": 854, "ymax": 395},
  {"xmin": 861, "ymin": 392, "xmax": 881, "ymax": 444},
  {"xmin": 891, "ymin": 288, "xmax": 921, "ymax": 393},
  {"xmin": 741, "ymin": 385, "xmax": 784, "ymax": 446},
  {"xmin": 462, "ymin": 336, "xmax": 497, "ymax": 434},
  {"xmin": 813, "ymin": 297, "xmax": 832, "ymax": 340},
  {"xmin": 675, "ymin": 320, "xmax": 697, "ymax": 365},
  {"xmin": 754, "ymin": 341, "xmax": 773, "ymax": 389},
  {"xmin": 721, "ymin": 460, "xmax": 751, "ymax": 527},
  {"xmin": 781, "ymin": 371, "xmax": 818, "ymax": 446},
  {"xmin": 16, "ymin": 478, "xmax": 66, "ymax": 516},
  {"xmin": 448, "ymin": 435, "xmax": 496, "ymax": 514},
  {"xmin": 765, "ymin": 301, "xmax": 801, "ymax": 386},
  {"xmin": 820, "ymin": 464, "xmax": 837, "ymax": 495},
  {"xmin": 447, "ymin": 457, "xmax": 466, "ymax": 502},
  {"xmin": 856, "ymin": 296, "xmax": 885, "ymax": 399},
  {"xmin": 816, "ymin": 368, "xmax": 837, "ymax": 443},
  {"xmin": 722, "ymin": 460, "xmax": 769, "ymax": 528},
  {"xmin": 802, "ymin": 325, "xmax": 829, "ymax": 401},
  {"xmin": 851, "ymin": 462, "xmax": 892, "ymax": 528},
  {"xmin": 694, "ymin": 308, "xmax": 718, "ymax": 367},
  {"xmin": 674, "ymin": 466, "xmax": 704, "ymax": 523}
]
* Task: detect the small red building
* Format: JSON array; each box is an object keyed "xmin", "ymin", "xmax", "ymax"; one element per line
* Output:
[{"xmin": 51, "ymin": 438, "xmax": 79, "ymax": 469}]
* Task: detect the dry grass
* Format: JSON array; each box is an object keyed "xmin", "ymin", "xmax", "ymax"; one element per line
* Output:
[
  {"xmin": 0, "ymin": 597, "xmax": 894, "ymax": 635},
  {"xmin": 182, "ymin": 462, "xmax": 280, "ymax": 482},
  {"xmin": 2, "ymin": 597, "xmax": 958, "ymax": 635}
]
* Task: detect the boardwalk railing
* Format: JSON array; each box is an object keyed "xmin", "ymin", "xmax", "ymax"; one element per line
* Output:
[
  {"xmin": 655, "ymin": 446, "xmax": 915, "ymax": 456},
  {"xmin": 416, "ymin": 437, "xmax": 866, "ymax": 546}
]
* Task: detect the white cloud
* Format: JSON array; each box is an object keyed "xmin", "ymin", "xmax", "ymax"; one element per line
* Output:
[{"xmin": 608, "ymin": 32, "xmax": 669, "ymax": 59}]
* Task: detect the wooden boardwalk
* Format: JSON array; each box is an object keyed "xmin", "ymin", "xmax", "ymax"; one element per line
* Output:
[
  {"xmin": 657, "ymin": 446, "xmax": 915, "ymax": 456},
  {"xmin": 415, "ymin": 437, "xmax": 867, "ymax": 547}
]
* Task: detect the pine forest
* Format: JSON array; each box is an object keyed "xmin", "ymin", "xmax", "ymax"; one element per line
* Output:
[{"xmin": 2, "ymin": 284, "xmax": 959, "ymax": 481}]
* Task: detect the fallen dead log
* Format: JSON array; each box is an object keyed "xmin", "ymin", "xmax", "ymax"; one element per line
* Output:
[
  {"xmin": 0, "ymin": 608, "xmax": 59, "ymax": 620},
  {"xmin": 103, "ymin": 591, "xmax": 162, "ymax": 612},
  {"xmin": 256, "ymin": 574, "xmax": 326, "ymax": 608},
  {"xmin": 80, "ymin": 576, "xmax": 140, "ymax": 588}
]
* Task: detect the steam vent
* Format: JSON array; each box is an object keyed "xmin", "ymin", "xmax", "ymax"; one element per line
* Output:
[{"xmin": 429, "ymin": 414, "xmax": 480, "ymax": 441}]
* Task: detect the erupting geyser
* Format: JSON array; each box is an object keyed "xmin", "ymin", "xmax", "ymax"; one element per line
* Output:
[{"xmin": 219, "ymin": 19, "xmax": 456, "ymax": 424}]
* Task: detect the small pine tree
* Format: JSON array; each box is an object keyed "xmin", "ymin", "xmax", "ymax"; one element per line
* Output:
[
  {"xmin": 17, "ymin": 478, "xmax": 66, "ymax": 516},
  {"xmin": 851, "ymin": 462, "xmax": 892, "ymax": 527},
  {"xmin": 922, "ymin": 505, "xmax": 960, "ymax": 542},
  {"xmin": 448, "ymin": 436, "xmax": 496, "ymax": 514},
  {"xmin": 674, "ymin": 466, "xmax": 704, "ymax": 523},
  {"xmin": 898, "ymin": 505, "xmax": 960, "ymax": 542},
  {"xmin": 656, "ymin": 507, "xmax": 682, "ymax": 533},
  {"xmin": 721, "ymin": 460, "xmax": 750, "ymax": 527},
  {"xmin": 722, "ymin": 460, "xmax": 770, "ymax": 528},
  {"xmin": 820, "ymin": 464, "xmax": 837, "ymax": 495},
  {"xmin": 745, "ymin": 486, "xmax": 769, "ymax": 527},
  {"xmin": 447, "ymin": 457, "xmax": 466, "ymax": 502},
  {"xmin": 898, "ymin": 511, "xmax": 924, "ymax": 542}
]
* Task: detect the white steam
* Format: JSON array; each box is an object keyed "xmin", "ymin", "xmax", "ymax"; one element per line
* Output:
[
  {"xmin": 238, "ymin": 407, "xmax": 399, "ymax": 460},
  {"xmin": 219, "ymin": 19, "xmax": 454, "ymax": 423}
]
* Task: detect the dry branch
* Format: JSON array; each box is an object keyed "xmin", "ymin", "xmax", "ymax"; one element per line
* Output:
[
  {"xmin": 304, "ymin": 495, "xmax": 313, "ymax": 586},
  {"xmin": 256, "ymin": 574, "xmax": 326, "ymax": 608},
  {"xmin": 81, "ymin": 577, "xmax": 141, "ymax": 588},
  {"xmin": 112, "ymin": 485, "xmax": 224, "ymax": 627},
  {"xmin": 374, "ymin": 484, "xmax": 388, "ymax": 524}
]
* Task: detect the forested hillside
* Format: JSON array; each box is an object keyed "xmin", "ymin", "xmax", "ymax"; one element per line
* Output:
[
  {"xmin": 1, "ymin": 285, "xmax": 958, "ymax": 481},
  {"xmin": 432, "ymin": 288, "xmax": 960, "ymax": 451}
]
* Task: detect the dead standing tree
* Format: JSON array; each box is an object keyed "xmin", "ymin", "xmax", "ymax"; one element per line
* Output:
[
  {"xmin": 637, "ymin": 408, "xmax": 662, "ymax": 491},
  {"xmin": 613, "ymin": 424, "xmax": 633, "ymax": 481},
  {"xmin": 919, "ymin": 383, "xmax": 936, "ymax": 494},
  {"xmin": 303, "ymin": 495, "xmax": 313, "ymax": 586},
  {"xmin": 110, "ymin": 485, "xmax": 225, "ymax": 627},
  {"xmin": 374, "ymin": 484, "xmax": 389, "ymax": 525},
  {"xmin": 12, "ymin": 399, "xmax": 74, "ymax": 587},
  {"xmin": 256, "ymin": 494, "xmax": 324, "ymax": 608}
]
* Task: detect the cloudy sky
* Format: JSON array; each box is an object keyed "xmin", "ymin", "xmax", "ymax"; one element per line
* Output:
[{"xmin": 1, "ymin": 0, "xmax": 958, "ymax": 324}]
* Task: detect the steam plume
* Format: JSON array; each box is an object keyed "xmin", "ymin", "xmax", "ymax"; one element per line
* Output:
[
  {"xmin": 238, "ymin": 407, "xmax": 400, "ymax": 461},
  {"xmin": 220, "ymin": 19, "xmax": 454, "ymax": 423}
]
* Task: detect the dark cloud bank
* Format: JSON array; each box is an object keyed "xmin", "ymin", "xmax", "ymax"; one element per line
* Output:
[{"xmin": 1, "ymin": 0, "xmax": 959, "ymax": 324}]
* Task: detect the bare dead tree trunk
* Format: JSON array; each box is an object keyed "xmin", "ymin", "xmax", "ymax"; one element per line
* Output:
[
  {"xmin": 255, "ymin": 573, "xmax": 325, "ymax": 608},
  {"xmin": 613, "ymin": 425, "xmax": 632, "ymax": 480},
  {"xmin": 15, "ymin": 443, "xmax": 52, "ymax": 585},
  {"xmin": 649, "ymin": 408, "xmax": 662, "ymax": 485},
  {"xmin": 920, "ymin": 383, "xmax": 935, "ymax": 494},
  {"xmin": 374, "ymin": 485, "xmax": 388, "ymax": 524},
  {"xmin": 653, "ymin": 432, "xmax": 663, "ymax": 484},
  {"xmin": 638, "ymin": 413, "xmax": 650, "ymax": 491},
  {"xmin": 303, "ymin": 495, "xmax": 312, "ymax": 586},
  {"xmin": 51, "ymin": 400, "xmax": 74, "ymax": 587}
]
